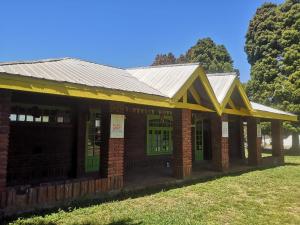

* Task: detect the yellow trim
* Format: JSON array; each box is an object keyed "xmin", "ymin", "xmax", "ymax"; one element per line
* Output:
[
  {"xmin": 0, "ymin": 73, "xmax": 174, "ymax": 108},
  {"xmin": 251, "ymin": 110, "xmax": 298, "ymax": 122},
  {"xmin": 174, "ymin": 102, "xmax": 214, "ymax": 112},
  {"xmin": 189, "ymin": 85, "xmax": 201, "ymax": 104},
  {"xmin": 220, "ymin": 79, "xmax": 252, "ymax": 114},
  {"xmin": 228, "ymin": 99, "xmax": 236, "ymax": 110},
  {"xmin": 223, "ymin": 108, "xmax": 250, "ymax": 117},
  {"xmin": 0, "ymin": 72, "xmax": 297, "ymax": 122},
  {"xmin": 198, "ymin": 68, "xmax": 222, "ymax": 115},
  {"xmin": 183, "ymin": 92, "xmax": 187, "ymax": 103},
  {"xmin": 172, "ymin": 67, "xmax": 221, "ymax": 115}
]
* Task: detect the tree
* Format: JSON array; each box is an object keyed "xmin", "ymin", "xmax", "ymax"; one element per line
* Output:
[
  {"xmin": 151, "ymin": 38, "xmax": 235, "ymax": 73},
  {"xmin": 152, "ymin": 53, "xmax": 176, "ymax": 66},
  {"xmin": 245, "ymin": 0, "xmax": 300, "ymax": 151},
  {"xmin": 185, "ymin": 38, "xmax": 234, "ymax": 73}
]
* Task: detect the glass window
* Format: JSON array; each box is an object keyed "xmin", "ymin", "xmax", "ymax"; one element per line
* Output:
[
  {"xmin": 147, "ymin": 115, "xmax": 173, "ymax": 155},
  {"xmin": 85, "ymin": 111, "xmax": 101, "ymax": 172}
]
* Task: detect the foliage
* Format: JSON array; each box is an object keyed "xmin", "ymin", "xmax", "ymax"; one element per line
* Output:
[
  {"xmin": 152, "ymin": 38, "xmax": 235, "ymax": 73},
  {"xmin": 245, "ymin": 0, "xmax": 300, "ymax": 134},
  {"xmin": 10, "ymin": 155, "xmax": 300, "ymax": 225},
  {"xmin": 152, "ymin": 53, "xmax": 177, "ymax": 66}
]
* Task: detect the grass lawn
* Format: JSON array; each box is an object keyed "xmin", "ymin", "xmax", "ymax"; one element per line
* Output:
[{"xmin": 9, "ymin": 155, "xmax": 300, "ymax": 225}]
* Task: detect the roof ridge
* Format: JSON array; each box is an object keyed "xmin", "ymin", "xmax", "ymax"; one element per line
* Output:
[
  {"xmin": 127, "ymin": 62, "xmax": 200, "ymax": 70},
  {"xmin": 206, "ymin": 72, "xmax": 237, "ymax": 76},
  {"xmin": 0, "ymin": 57, "xmax": 71, "ymax": 66}
]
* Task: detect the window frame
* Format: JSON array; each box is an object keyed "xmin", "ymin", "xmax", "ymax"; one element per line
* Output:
[{"xmin": 146, "ymin": 114, "xmax": 173, "ymax": 156}]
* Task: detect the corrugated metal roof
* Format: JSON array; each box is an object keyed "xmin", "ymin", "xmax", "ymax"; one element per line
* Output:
[
  {"xmin": 126, "ymin": 63, "xmax": 199, "ymax": 98},
  {"xmin": 207, "ymin": 73, "xmax": 236, "ymax": 103},
  {"xmin": 251, "ymin": 102, "xmax": 295, "ymax": 116},
  {"xmin": 0, "ymin": 58, "xmax": 165, "ymax": 97}
]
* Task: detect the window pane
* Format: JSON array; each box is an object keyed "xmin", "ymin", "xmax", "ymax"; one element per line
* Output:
[
  {"xmin": 18, "ymin": 115, "xmax": 26, "ymax": 121},
  {"xmin": 42, "ymin": 116, "xmax": 49, "ymax": 123},
  {"xmin": 9, "ymin": 114, "xmax": 17, "ymax": 121},
  {"xmin": 26, "ymin": 115, "xmax": 34, "ymax": 122}
]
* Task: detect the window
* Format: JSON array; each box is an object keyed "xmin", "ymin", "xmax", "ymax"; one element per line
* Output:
[
  {"xmin": 147, "ymin": 115, "xmax": 173, "ymax": 155},
  {"xmin": 9, "ymin": 104, "xmax": 71, "ymax": 124},
  {"xmin": 85, "ymin": 110, "xmax": 101, "ymax": 172}
]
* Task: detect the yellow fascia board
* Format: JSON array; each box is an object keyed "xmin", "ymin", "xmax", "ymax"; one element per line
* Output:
[
  {"xmin": 174, "ymin": 102, "xmax": 214, "ymax": 112},
  {"xmin": 0, "ymin": 73, "xmax": 216, "ymax": 113},
  {"xmin": 223, "ymin": 108, "xmax": 250, "ymax": 117},
  {"xmin": 251, "ymin": 110, "xmax": 298, "ymax": 122},
  {"xmin": 0, "ymin": 73, "xmax": 173, "ymax": 108},
  {"xmin": 172, "ymin": 67, "xmax": 221, "ymax": 115}
]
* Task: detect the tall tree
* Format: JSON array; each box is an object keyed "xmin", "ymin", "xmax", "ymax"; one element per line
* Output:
[
  {"xmin": 152, "ymin": 53, "xmax": 176, "ymax": 66},
  {"xmin": 245, "ymin": 0, "xmax": 300, "ymax": 151},
  {"xmin": 151, "ymin": 38, "xmax": 235, "ymax": 73},
  {"xmin": 186, "ymin": 38, "xmax": 234, "ymax": 73}
]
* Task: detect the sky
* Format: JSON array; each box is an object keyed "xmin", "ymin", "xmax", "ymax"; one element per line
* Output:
[{"xmin": 0, "ymin": 0, "xmax": 284, "ymax": 82}]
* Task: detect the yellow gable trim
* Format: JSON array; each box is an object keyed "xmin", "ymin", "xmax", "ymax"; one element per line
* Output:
[{"xmin": 172, "ymin": 67, "xmax": 221, "ymax": 115}]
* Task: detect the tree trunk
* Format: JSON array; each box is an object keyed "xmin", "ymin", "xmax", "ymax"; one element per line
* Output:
[{"xmin": 291, "ymin": 132, "xmax": 300, "ymax": 152}]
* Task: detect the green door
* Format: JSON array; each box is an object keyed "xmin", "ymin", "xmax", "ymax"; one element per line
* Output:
[
  {"xmin": 85, "ymin": 111, "xmax": 101, "ymax": 172},
  {"xmin": 195, "ymin": 119, "xmax": 204, "ymax": 161}
]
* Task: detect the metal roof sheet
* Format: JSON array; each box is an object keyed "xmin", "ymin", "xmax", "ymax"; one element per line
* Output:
[
  {"xmin": 207, "ymin": 73, "xmax": 236, "ymax": 103},
  {"xmin": 126, "ymin": 63, "xmax": 199, "ymax": 98},
  {"xmin": 0, "ymin": 58, "xmax": 165, "ymax": 97},
  {"xmin": 250, "ymin": 102, "xmax": 295, "ymax": 116}
]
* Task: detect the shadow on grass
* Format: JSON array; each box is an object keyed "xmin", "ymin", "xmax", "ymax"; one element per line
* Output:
[{"xmin": 4, "ymin": 160, "xmax": 300, "ymax": 224}]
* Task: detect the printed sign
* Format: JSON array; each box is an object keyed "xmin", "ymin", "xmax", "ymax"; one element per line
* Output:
[
  {"xmin": 222, "ymin": 121, "xmax": 229, "ymax": 138},
  {"xmin": 110, "ymin": 114, "xmax": 125, "ymax": 138},
  {"xmin": 257, "ymin": 124, "xmax": 262, "ymax": 138}
]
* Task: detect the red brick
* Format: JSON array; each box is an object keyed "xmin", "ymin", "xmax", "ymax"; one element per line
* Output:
[
  {"xmin": 173, "ymin": 109, "xmax": 192, "ymax": 179},
  {"xmin": 247, "ymin": 117, "xmax": 262, "ymax": 166}
]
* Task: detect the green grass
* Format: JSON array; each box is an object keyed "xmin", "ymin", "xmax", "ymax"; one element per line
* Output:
[{"xmin": 10, "ymin": 156, "xmax": 300, "ymax": 225}]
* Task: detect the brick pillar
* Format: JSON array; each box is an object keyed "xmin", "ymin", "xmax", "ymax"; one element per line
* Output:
[
  {"xmin": 173, "ymin": 109, "xmax": 192, "ymax": 179},
  {"xmin": 75, "ymin": 104, "xmax": 88, "ymax": 178},
  {"xmin": 238, "ymin": 118, "xmax": 245, "ymax": 160},
  {"xmin": 271, "ymin": 120, "xmax": 284, "ymax": 164},
  {"xmin": 0, "ymin": 91, "xmax": 11, "ymax": 191},
  {"xmin": 247, "ymin": 117, "xmax": 262, "ymax": 166},
  {"xmin": 211, "ymin": 114, "xmax": 229, "ymax": 171},
  {"xmin": 101, "ymin": 102, "xmax": 124, "ymax": 185}
]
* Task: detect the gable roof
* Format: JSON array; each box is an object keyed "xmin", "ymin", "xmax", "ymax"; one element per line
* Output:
[
  {"xmin": 251, "ymin": 102, "xmax": 295, "ymax": 116},
  {"xmin": 206, "ymin": 73, "xmax": 236, "ymax": 104},
  {"xmin": 0, "ymin": 58, "xmax": 297, "ymax": 121},
  {"xmin": 0, "ymin": 58, "xmax": 165, "ymax": 97},
  {"xmin": 126, "ymin": 63, "xmax": 199, "ymax": 98}
]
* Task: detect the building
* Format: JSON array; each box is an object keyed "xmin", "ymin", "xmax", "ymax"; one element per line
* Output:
[{"xmin": 0, "ymin": 58, "xmax": 297, "ymax": 215}]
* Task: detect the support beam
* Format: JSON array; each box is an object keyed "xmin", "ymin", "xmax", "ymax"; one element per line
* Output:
[
  {"xmin": 0, "ymin": 90, "xmax": 11, "ymax": 191},
  {"xmin": 189, "ymin": 85, "xmax": 201, "ymax": 104},
  {"xmin": 271, "ymin": 120, "xmax": 284, "ymax": 164},
  {"xmin": 211, "ymin": 114, "xmax": 229, "ymax": 171},
  {"xmin": 173, "ymin": 109, "xmax": 192, "ymax": 179},
  {"xmin": 228, "ymin": 99, "xmax": 236, "ymax": 110},
  {"xmin": 247, "ymin": 117, "xmax": 262, "ymax": 166}
]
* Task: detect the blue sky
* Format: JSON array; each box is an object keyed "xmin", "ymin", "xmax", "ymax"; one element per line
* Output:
[{"xmin": 0, "ymin": 0, "xmax": 284, "ymax": 82}]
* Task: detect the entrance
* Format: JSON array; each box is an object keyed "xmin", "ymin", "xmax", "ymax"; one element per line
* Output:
[{"xmin": 195, "ymin": 119, "xmax": 204, "ymax": 161}]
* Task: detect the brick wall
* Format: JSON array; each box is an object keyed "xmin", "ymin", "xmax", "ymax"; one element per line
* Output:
[
  {"xmin": 211, "ymin": 114, "xmax": 229, "ymax": 171},
  {"xmin": 0, "ymin": 91, "xmax": 11, "ymax": 191},
  {"xmin": 0, "ymin": 176, "xmax": 122, "ymax": 216},
  {"xmin": 101, "ymin": 102, "xmax": 125, "ymax": 186},
  {"xmin": 124, "ymin": 110, "xmax": 172, "ymax": 170},
  {"xmin": 247, "ymin": 117, "xmax": 262, "ymax": 166},
  {"xmin": 173, "ymin": 109, "xmax": 192, "ymax": 179}
]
